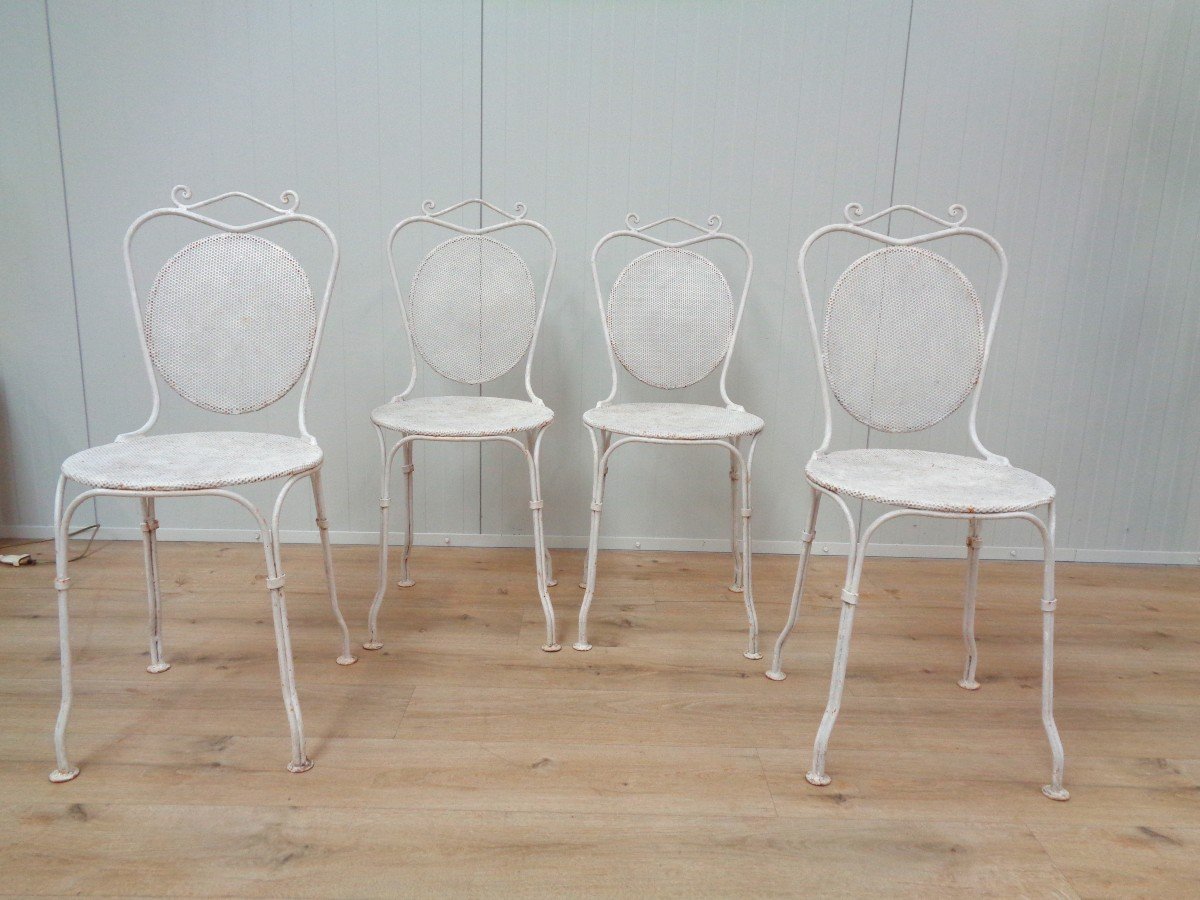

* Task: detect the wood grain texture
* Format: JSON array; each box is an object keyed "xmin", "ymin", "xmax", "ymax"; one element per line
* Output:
[{"xmin": 1, "ymin": 540, "xmax": 1197, "ymax": 896}]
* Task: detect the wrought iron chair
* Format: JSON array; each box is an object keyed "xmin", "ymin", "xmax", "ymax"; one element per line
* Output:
[
  {"xmin": 364, "ymin": 200, "xmax": 560, "ymax": 653},
  {"xmin": 766, "ymin": 203, "xmax": 1068, "ymax": 800},
  {"xmin": 49, "ymin": 187, "xmax": 355, "ymax": 783},
  {"xmin": 574, "ymin": 214, "xmax": 764, "ymax": 658}
]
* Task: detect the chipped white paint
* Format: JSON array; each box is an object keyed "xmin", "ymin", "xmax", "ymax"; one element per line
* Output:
[
  {"xmin": 365, "ymin": 200, "xmax": 560, "ymax": 654},
  {"xmin": 766, "ymin": 204, "xmax": 1068, "ymax": 801},
  {"xmin": 575, "ymin": 214, "xmax": 764, "ymax": 658},
  {"xmin": 49, "ymin": 188, "xmax": 356, "ymax": 784}
]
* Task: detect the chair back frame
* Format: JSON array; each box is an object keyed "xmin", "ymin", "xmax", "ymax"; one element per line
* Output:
[
  {"xmin": 117, "ymin": 186, "xmax": 339, "ymax": 446},
  {"xmin": 590, "ymin": 213, "xmax": 754, "ymax": 411},
  {"xmin": 386, "ymin": 198, "xmax": 557, "ymax": 406},
  {"xmin": 797, "ymin": 203, "xmax": 1010, "ymax": 463}
]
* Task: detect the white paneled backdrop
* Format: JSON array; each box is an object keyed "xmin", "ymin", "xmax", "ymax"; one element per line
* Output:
[{"xmin": 2, "ymin": 0, "xmax": 1197, "ymax": 565}]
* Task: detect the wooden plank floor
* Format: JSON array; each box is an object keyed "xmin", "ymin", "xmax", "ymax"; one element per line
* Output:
[{"xmin": 1, "ymin": 538, "xmax": 1197, "ymax": 897}]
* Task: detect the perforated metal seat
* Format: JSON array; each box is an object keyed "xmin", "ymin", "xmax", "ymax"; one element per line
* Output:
[
  {"xmin": 806, "ymin": 449, "xmax": 1054, "ymax": 514},
  {"xmin": 583, "ymin": 402, "xmax": 763, "ymax": 440},
  {"xmin": 372, "ymin": 396, "xmax": 553, "ymax": 437},
  {"xmin": 61, "ymin": 432, "xmax": 322, "ymax": 491}
]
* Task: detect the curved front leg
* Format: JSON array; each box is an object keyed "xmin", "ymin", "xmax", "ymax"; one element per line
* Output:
[
  {"xmin": 765, "ymin": 486, "xmax": 821, "ymax": 681},
  {"xmin": 365, "ymin": 429, "xmax": 405, "ymax": 651},
  {"xmin": 807, "ymin": 503, "xmax": 876, "ymax": 788},
  {"xmin": 524, "ymin": 428, "xmax": 559, "ymax": 651},
  {"xmin": 260, "ymin": 498, "xmax": 311, "ymax": 774},
  {"xmin": 309, "ymin": 468, "xmax": 356, "ymax": 666},
  {"xmin": 49, "ymin": 475, "xmax": 81, "ymax": 783},
  {"xmin": 1028, "ymin": 503, "xmax": 1068, "ymax": 801},
  {"xmin": 574, "ymin": 427, "xmax": 610, "ymax": 651}
]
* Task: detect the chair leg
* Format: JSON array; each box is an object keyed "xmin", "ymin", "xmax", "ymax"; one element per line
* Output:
[
  {"xmin": 807, "ymin": 528, "xmax": 867, "ymax": 787},
  {"xmin": 525, "ymin": 429, "xmax": 560, "ymax": 652},
  {"xmin": 959, "ymin": 518, "xmax": 982, "ymax": 690},
  {"xmin": 398, "ymin": 442, "xmax": 415, "ymax": 588},
  {"xmin": 260, "ymin": 517, "xmax": 311, "ymax": 773},
  {"xmin": 766, "ymin": 487, "xmax": 822, "ymax": 681},
  {"xmin": 736, "ymin": 440, "xmax": 761, "ymax": 659},
  {"xmin": 310, "ymin": 469, "xmax": 356, "ymax": 666},
  {"xmin": 544, "ymin": 546, "xmax": 557, "ymax": 587},
  {"xmin": 1037, "ymin": 504, "xmax": 1069, "ymax": 801},
  {"xmin": 49, "ymin": 476, "xmax": 80, "ymax": 783},
  {"xmin": 140, "ymin": 497, "xmax": 170, "ymax": 674},
  {"xmin": 365, "ymin": 431, "xmax": 399, "ymax": 651},
  {"xmin": 728, "ymin": 448, "xmax": 743, "ymax": 592},
  {"xmin": 574, "ymin": 430, "xmax": 609, "ymax": 651}
]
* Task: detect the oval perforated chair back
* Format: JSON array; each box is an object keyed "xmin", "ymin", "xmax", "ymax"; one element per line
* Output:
[
  {"xmin": 144, "ymin": 233, "xmax": 318, "ymax": 414},
  {"xmin": 407, "ymin": 234, "xmax": 538, "ymax": 385},
  {"xmin": 607, "ymin": 247, "xmax": 735, "ymax": 389},
  {"xmin": 823, "ymin": 245, "xmax": 984, "ymax": 433}
]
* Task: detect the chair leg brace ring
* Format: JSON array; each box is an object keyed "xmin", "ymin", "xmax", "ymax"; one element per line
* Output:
[
  {"xmin": 54, "ymin": 576, "xmax": 70, "ymax": 590},
  {"xmin": 315, "ymin": 516, "xmax": 329, "ymax": 529},
  {"xmin": 1042, "ymin": 597, "xmax": 1057, "ymax": 612},
  {"xmin": 141, "ymin": 519, "xmax": 160, "ymax": 533},
  {"xmin": 266, "ymin": 575, "xmax": 286, "ymax": 590},
  {"xmin": 800, "ymin": 530, "xmax": 816, "ymax": 544},
  {"xmin": 740, "ymin": 508, "xmax": 752, "ymax": 518},
  {"xmin": 529, "ymin": 500, "xmax": 544, "ymax": 510},
  {"xmin": 590, "ymin": 502, "xmax": 603, "ymax": 512},
  {"xmin": 841, "ymin": 588, "xmax": 859, "ymax": 606},
  {"xmin": 966, "ymin": 534, "xmax": 983, "ymax": 549},
  {"xmin": 400, "ymin": 464, "xmax": 415, "ymax": 475},
  {"xmin": 379, "ymin": 498, "xmax": 390, "ymax": 509}
]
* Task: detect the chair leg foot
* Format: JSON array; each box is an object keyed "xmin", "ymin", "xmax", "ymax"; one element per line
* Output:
[
  {"xmin": 729, "ymin": 584, "xmax": 744, "ymax": 593},
  {"xmin": 764, "ymin": 669, "xmax": 786, "ymax": 681},
  {"xmin": 957, "ymin": 678, "xmax": 981, "ymax": 691},
  {"xmin": 1042, "ymin": 784, "xmax": 1070, "ymax": 801},
  {"xmin": 287, "ymin": 758, "xmax": 315, "ymax": 774},
  {"xmin": 336, "ymin": 655, "xmax": 358, "ymax": 666},
  {"xmin": 49, "ymin": 767, "xmax": 80, "ymax": 783},
  {"xmin": 572, "ymin": 641, "xmax": 592, "ymax": 652},
  {"xmin": 362, "ymin": 641, "xmax": 384, "ymax": 651},
  {"xmin": 146, "ymin": 662, "xmax": 172, "ymax": 674},
  {"xmin": 397, "ymin": 579, "xmax": 415, "ymax": 588},
  {"xmin": 542, "ymin": 643, "xmax": 562, "ymax": 653},
  {"xmin": 743, "ymin": 650, "xmax": 763, "ymax": 660},
  {"xmin": 805, "ymin": 771, "xmax": 831, "ymax": 787}
]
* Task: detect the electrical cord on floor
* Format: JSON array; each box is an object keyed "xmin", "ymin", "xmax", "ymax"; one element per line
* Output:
[{"xmin": 0, "ymin": 523, "xmax": 103, "ymax": 565}]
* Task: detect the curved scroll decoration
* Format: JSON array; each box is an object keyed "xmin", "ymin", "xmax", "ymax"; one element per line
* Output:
[
  {"xmin": 843, "ymin": 202, "xmax": 968, "ymax": 230},
  {"xmin": 421, "ymin": 198, "xmax": 528, "ymax": 222},
  {"xmin": 624, "ymin": 212, "xmax": 723, "ymax": 235},
  {"xmin": 171, "ymin": 185, "xmax": 300, "ymax": 214}
]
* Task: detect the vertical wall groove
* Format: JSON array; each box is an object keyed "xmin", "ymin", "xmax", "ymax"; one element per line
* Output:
[{"xmin": 42, "ymin": 0, "xmax": 95, "ymax": 525}]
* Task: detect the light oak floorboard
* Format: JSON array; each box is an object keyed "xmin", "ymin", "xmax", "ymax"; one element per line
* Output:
[{"xmin": 0, "ymin": 540, "xmax": 1196, "ymax": 896}]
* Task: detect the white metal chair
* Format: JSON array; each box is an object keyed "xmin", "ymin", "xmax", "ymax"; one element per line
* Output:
[
  {"xmin": 364, "ymin": 199, "xmax": 560, "ymax": 653},
  {"xmin": 49, "ymin": 187, "xmax": 355, "ymax": 783},
  {"xmin": 575, "ymin": 214, "xmax": 764, "ymax": 658},
  {"xmin": 766, "ymin": 203, "xmax": 1068, "ymax": 800}
]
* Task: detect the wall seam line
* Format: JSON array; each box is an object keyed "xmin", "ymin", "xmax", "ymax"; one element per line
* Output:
[
  {"xmin": 478, "ymin": 0, "xmax": 485, "ymax": 537},
  {"xmin": 859, "ymin": 0, "xmax": 915, "ymax": 539},
  {"xmin": 43, "ymin": 0, "xmax": 98, "ymax": 527}
]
